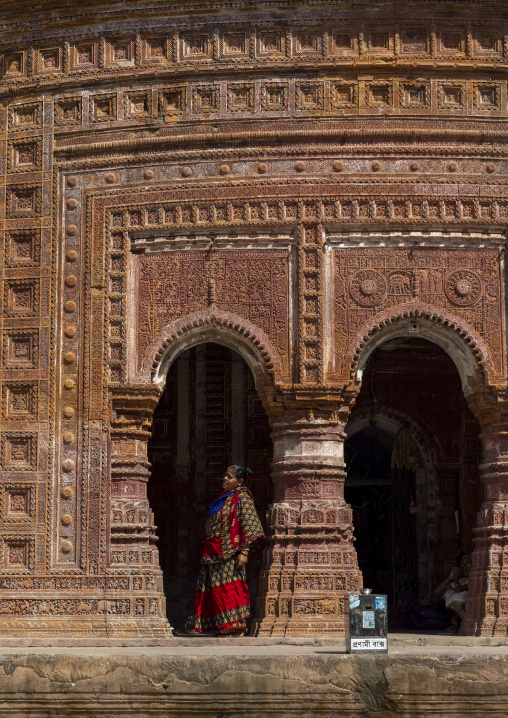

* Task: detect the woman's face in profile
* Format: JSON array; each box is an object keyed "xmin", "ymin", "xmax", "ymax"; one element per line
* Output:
[{"xmin": 222, "ymin": 466, "xmax": 242, "ymax": 493}]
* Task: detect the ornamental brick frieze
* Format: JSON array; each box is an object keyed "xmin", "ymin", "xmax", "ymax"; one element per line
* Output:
[
  {"xmin": 8, "ymin": 75, "xmax": 508, "ymax": 127},
  {"xmin": 53, "ymin": 124, "xmax": 508, "ymax": 156},
  {"xmin": 3, "ymin": 7, "xmax": 508, "ymax": 97},
  {"xmin": 78, "ymin": 180, "xmax": 508, "ymax": 234},
  {"xmin": 298, "ymin": 226, "xmax": 324, "ymax": 385}
]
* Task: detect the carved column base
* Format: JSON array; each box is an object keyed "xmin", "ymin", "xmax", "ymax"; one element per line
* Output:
[
  {"xmin": 251, "ymin": 520, "xmax": 361, "ymax": 636},
  {"xmin": 252, "ymin": 528, "xmax": 362, "ymax": 637},
  {"xmin": 459, "ymin": 394, "xmax": 508, "ymax": 636},
  {"xmin": 107, "ymin": 385, "xmax": 171, "ymax": 636},
  {"xmin": 252, "ymin": 406, "xmax": 362, "ymax": 636},
  {"xmin": 460, "ymin": 503, "xmax": 508, "ymax": 636}
]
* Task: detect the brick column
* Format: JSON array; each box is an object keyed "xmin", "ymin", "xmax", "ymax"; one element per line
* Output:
[
  {"xmin": 108, "ymin": 384, "xmax": 171, "ymax": 636},
  {"xmin": 462, "ymin": 389, "xmax": 508, "ymax": 635},
  {"xmin": 252, "ymin": 402, "xmax": 361, "ymax": 636}
]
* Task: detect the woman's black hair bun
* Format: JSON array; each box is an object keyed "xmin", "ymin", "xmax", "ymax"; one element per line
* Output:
[{"xmin": 232, "ymin": 465, "xmax": 253, "ymax": 483}]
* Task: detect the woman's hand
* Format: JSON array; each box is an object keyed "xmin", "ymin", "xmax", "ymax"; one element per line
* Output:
[{"xmin": 235, "ymin": 552, "xmax": 248, "ymax": 569}]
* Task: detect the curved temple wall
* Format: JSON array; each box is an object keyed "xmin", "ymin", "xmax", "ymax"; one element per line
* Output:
[{"xmin": 0, "ymin": 0, "xmax": 508, "ymax": 636}]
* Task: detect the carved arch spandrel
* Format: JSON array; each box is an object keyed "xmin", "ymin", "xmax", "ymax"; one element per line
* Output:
[
  {"xmin": 341, "ymin": 303, "xmax": 497, "ymax": 394},
  {"xmin": 139, "ymin": 307, "xmax": 283, "ymax": 394}
]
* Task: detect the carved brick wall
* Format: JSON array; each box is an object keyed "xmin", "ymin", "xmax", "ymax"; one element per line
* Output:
[
  {"xmin": 0, "ymin": 0, "xmax": 507, "ymax": 636},
  {"xmin": 135, "ymin": 250, "xmax": 290, "ymax": 377},
  {"xmin": 332, "ymin": 246, "xmax": 504, "ymax": 380}
]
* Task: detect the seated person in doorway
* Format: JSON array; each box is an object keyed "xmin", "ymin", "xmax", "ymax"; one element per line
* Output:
[
  {"xmin": 433, "ymin": 553, "xmax": 472, "ymax": 630},
  {"xmin": 187, "ymin": 465, "xmax": 265, "ymax": 636}
]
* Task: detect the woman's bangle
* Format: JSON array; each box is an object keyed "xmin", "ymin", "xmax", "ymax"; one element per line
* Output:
[{"xmin": 240, "ymin": 550, "xmax": 249, "ymax": 556}]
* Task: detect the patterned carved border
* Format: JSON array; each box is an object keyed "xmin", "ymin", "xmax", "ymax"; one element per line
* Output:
[{"xmin": 77, "ymin": 187, "xmax": 508, "ymax": 229}]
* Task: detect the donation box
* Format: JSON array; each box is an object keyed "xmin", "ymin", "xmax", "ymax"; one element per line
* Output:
[{"xmin": 346, "ymin": 591, "xmax": 388, "ymax": 653}]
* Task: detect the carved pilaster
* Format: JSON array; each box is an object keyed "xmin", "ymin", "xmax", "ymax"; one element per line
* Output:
[
  {"xmin": 462, "ymin": 388, "xmax": 508, "ymax": 635},
  {"xmin": 108, "ymin": 384, "xmax": 172, "ymax": 636},
  {"xmin": 252, "ymin": 393, "xmax": 361, "ymax": 636}
]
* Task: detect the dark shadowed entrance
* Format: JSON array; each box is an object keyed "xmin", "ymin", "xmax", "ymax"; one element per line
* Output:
[
  {"xmin": 345, "ymin": 428, "xmax": 394, "ymax": 600},
  {"xmin": 147, "ymin": 342, "xmax": 272, "ymax": 630},
  {"xmin": 345, "ymin": 337, "xmax": 482, "ymax": 625}
]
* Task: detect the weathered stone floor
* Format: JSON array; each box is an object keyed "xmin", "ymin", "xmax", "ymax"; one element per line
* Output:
[{"xmin": 0, "ymin": 634, "xmax": 506, "ymax": 717}]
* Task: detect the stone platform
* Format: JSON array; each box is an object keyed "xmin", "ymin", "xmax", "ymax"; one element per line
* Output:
[{"xmin": 0, "ymin": 635, "xmax": 507, "ymax": 717}]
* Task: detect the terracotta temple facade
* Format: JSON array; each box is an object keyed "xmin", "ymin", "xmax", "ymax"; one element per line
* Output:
[{"xmin": 1, "ymin": 0, "xmax": 508, "ymax": 638}]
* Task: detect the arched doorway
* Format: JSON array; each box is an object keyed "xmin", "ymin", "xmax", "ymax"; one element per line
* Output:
[
  {"xmin": 345, "ymin": 336, "xmax": 482, "ymax": 625},
  {"xmin": 147, "ymin": 342, "xmax": 272, "ymax": 630}
]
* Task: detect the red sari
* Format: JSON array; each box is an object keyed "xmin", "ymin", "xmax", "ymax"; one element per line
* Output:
[{"xmin": 189, "ymin": 486, "xmax": 265, "ymax": 633}]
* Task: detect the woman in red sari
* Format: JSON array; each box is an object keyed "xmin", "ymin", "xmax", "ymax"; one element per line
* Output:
[{"xmin": 188, "ymin": 465, "xmax": 265, "ymax": 635}]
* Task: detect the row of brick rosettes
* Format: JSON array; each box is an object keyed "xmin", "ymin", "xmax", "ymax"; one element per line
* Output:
[
  {"xmin": 2, "ymin": 22, "xmax": 508, "ymax": 86},
  {"xmin": 6, "ymin": 77, "xmax": 508, "ymax": 132}
]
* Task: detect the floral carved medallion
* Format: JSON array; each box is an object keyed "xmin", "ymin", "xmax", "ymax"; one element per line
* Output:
[
  {"xmin": 349, "ymin": 269, "xmax": 388, "ymax": 307},
  {"xmin": 445, "ymin": 269, "xmax": 482, "ymax": 306}
]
